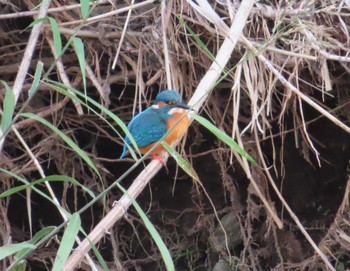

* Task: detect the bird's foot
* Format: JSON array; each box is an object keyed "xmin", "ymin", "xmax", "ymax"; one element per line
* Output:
[
  {"xmin": 151, "ymin": 154, "xmax": 169, "ymax": 173},
  {"xmin": 151, "ymin": 154, "xmax": 165, "ymax": 164}
]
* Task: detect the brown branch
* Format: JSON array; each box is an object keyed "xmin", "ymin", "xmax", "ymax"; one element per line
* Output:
[
  {"xmin": 0, "ymin": 54, "xmax": 77, "ymax": 75},
  {"xmin": 46, "ymin": 36, "xmax": 84, "ymax": 115},
  {"xmin": 0, "ymin": 0, "xmax": 111, "ymax": 20},
  {"xmin": 14, "ymin": 98, "xmax": 69, "ymax": 130}
]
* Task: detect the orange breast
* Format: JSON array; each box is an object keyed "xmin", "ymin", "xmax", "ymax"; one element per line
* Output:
[{"xmin": 138, "ymin": 109, "xmax": 190, "ymax": 155}]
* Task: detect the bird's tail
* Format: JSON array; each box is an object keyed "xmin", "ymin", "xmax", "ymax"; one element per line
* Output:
[{"xmin": 120, "ymin": 145, "xmax": 128, "ymax": 159}]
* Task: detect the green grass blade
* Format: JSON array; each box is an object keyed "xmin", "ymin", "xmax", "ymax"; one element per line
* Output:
[
  {"xmin": 116, "ymin": 183, "xmax": 175, "ymax": 271},
  {"xmin": 80, "ymin": 0, "xmax": 90, "ymax": 19},
  {"xmin": 162, "ymin": 141, "xmax": 198, "ymax": 179},
  {"xmin": 0, "ymin": 184, "xmax": 29, "ymax": 198},
  {"xmin": 26, "ymin": 17, "xmax": 46, "ymax": 29},
  {"xmin": 48, "ymin": 17, "xmax": 62, "ymax": 56},
  {"xmin": 20, "ymin": 113, "xmax": 101, "ymax": 178},
  {"xmin": 45, "ymin": 80, "xmax": 139, "ymax": 160},
  {"xmin": 191, "ymin": 113, "xmax": 255, "ymax": 163},
  {"xmin": 52, "ymin": 213, "xmax": 81, "ymax": 271},
  {"xmin": 14, "ymin": 227, "xmax": 56, "ymax": 260},
  {"xmin": 0, "ymin": 175, "xmax": 95, "ymax": 199},
  {"xmin": 0, "ymin": 243, "xmax": 36, "ymax": 261},
  {"xmin": 90, "ymin": 241, "xmax": 109, "ymax": 271},
  {"xmin": 177, "ymin": 16, "xmax": 215, "ymax": 61},
  {"xmin": 28, "ymin": 61, "xmax": 44, "ymax": 98},
  {"xmin": 30, "ymin": 0, "xmax": 50, "ymax": 11},
  {"xmin": 73, "ymin": 37, "xmax": 87, "ymax": 99},
  {"xmin": 0, "ymin": 81, "xmax": 15, "ymax": 134},
  {"xmin": 8, "ymin": 260, "xmax": 26, "ymax": 271},
  {"xmin": 0, "ymin": 168, "xmax": 73, "ymax": 218}
]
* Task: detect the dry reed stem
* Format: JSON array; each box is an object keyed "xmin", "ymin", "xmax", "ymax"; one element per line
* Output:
[
  {"xmin": 0, "ymin": 54, "xmax": 77, "ymax": 76},
  {"xmin": 13, "ymin": 98, "xmax": 68, "ymax": 129},
  {"xmin": 185, "ymin": 2, "xmax": 343, "ymax": 270},
  {"xmin": 46, "ymin": 36, "xmax": 84, "ymax": 115},
  {"xmin": 63, "ymin": 0, "xmax": 256, "ymax": 269},
  {"xmin": 189, "ymin": 0, "xmax": 283, "ymax": 228},
  {"xmin": 241, "ymin": 35, "xmax": 350, "ymax": 135},
  {"xmin": 60, "ymin": 0, "xmax": 156, "ymax": 27},
  {"xmin": 243, "ymin": 22, "xmax": 340, "ymax": 271},
  {"xmin": 85, "ymin": 62, "xmax": 111, "ymax": 107},
  {"xmin": 189, "ymin": 3, "xmax": 350, "ymax": 135},
  {"xmin": 161, "ymin": 0, "xmax": 173, "ymax": 90},
  {"xmin": 0, "ymin": 0, "xmax": 52, "ymax": 153},
  {"xmin": 112, "ymin": 0, "xmax": 135, "ymax": 69},
  {"xmin": 0, "ymin": 0, "xmax": 111, "ymax": 20}
]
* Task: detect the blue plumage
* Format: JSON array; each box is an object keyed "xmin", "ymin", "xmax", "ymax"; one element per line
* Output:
[
  {"xmin": 120, "ymin": 90, "xmax": 189, "ymax": 159},
  {"xmin": 154, "ymin": 90, "xmax": 182, "ymax": 104}
]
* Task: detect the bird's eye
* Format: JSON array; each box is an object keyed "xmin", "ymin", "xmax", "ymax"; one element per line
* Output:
[{"xmin": 167, "ymin": 100, "xmax": 176, "ymax": 105}]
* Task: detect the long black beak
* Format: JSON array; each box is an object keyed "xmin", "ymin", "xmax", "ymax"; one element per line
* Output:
[{"xmin": 175, "ymin": 101, "xmax": 191, "ymax": 110}]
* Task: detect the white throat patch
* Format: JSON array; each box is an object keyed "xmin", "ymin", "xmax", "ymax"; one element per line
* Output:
[
  {"xmin": 152, "ymin": 104, "xmax": 188, "ymax": 115},
  {"xmin": 168, "ymin": 108, "xmax": 187, "ymax": 114}
]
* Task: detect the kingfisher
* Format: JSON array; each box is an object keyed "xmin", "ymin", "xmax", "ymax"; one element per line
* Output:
[{"xmin": 120, "ymin": 90, "xmax": 190, "ymax": 159}]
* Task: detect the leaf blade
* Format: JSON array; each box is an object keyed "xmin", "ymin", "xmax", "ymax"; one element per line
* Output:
[
  {"xmin": 80, "ymin": 0, "xmax": 90, "ymax": 19},
  {"xmin": 191, "ymin": 113, "xmax": 255, "ymax": 163},
  {"xmin": 52, "ymin": 213, "xmax": 81, "ymax": 271},
  {"xmin": 0, "ymin": 81, "xmax": 15, "ymax": 134},
  {"xmin": 45, "ymin": 80, "xmax": 140, "ymax": 160},
  {"xmin": 162, "ymin": 141, "xmax": 198, "ymax": 180},
  {"xmin": 72, "ymin": 37, "xmax": 87, "ymax": 101},
  {"xmin": 15, "ymin": 227, "xmax": 56, "ymax": 260},
  {"xmin": 48, "ymin": 17, "xmax": 62, "ymax": 56},
  {"xmin": 0, "ymin": 243, "xmax": 36, "ymax": 261},
  {"xmin": 28, "ymin": 61, "xmax": 44, "ymax": 98},
  {"xmin": 20, "ymin": 113, "xmax": 101, "ymax": 177},
  {"xmin": 0, "ymin": 175, "xmax": 95, "ymax": 199},
  {"xmin": 117, "ymin": 183, "xmax": 175, "ymax": 271}
]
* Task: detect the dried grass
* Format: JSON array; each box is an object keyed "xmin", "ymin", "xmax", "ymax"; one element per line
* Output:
[{"xmin": 0, "ymin": 0, "xmax": 350, "ymax": 270}]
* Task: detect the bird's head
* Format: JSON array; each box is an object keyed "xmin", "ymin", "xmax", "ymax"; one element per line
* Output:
[{"xmin": 152, "ymin": 90, "xmax": 190, "ymax": 110}]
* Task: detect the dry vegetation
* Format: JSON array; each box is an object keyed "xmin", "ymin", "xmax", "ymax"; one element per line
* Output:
[{"xmin": 0, "ymin": 0, "xmax": 350, "ymax": 270}]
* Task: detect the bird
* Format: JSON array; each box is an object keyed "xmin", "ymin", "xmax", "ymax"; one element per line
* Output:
[{"xmin": 120, "ymin": 90, "xmax": 190, "ymax": 159}]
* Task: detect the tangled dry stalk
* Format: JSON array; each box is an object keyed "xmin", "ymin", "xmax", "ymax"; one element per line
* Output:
[{"xmin": 0, "ymin": 0, "xmax": 350, "ymax": 270}]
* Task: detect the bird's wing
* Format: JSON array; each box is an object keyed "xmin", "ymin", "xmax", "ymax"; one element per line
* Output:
[{"xmin": 126, "ymin": 108, "xmax": 168, "ymax": 148}]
